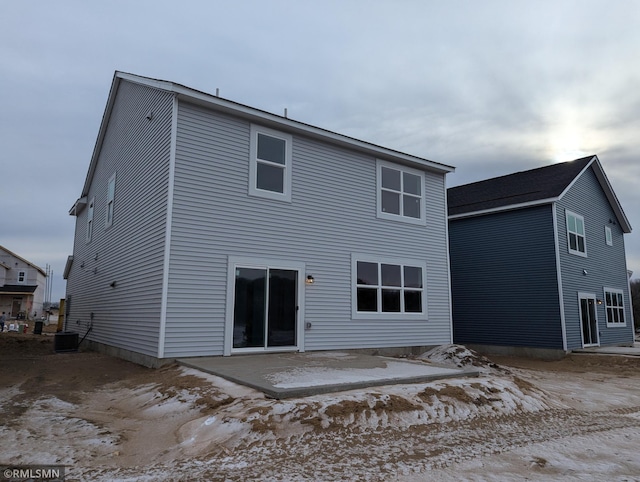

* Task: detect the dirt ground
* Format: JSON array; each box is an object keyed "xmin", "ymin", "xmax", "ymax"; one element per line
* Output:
[{"xmin": 1, "ymin": 331, "xmax": 640, "ymax": 481}]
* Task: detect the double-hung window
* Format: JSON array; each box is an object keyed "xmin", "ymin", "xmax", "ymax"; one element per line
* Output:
[
  {"xmin": 377, "ymin": 160, "xmax": 425, "ymax": 224},
  {"xmin": 566, "ymin": 210, "xmax": 586, "ymax": 256},
  {"xmin": 352, "ymin": 256, "xmax": 426, "ymax": 318},
  {"xmin": 249, "ymin": 125, "xmax": 292, "ymax": 202},
  {"xmin": 17, "ymin": 271, "xmax": 26, "ymax": 284},
  {"xmin": 106, "ymin": 173, "xmax": 116, "ymax": 228},
  {"xmin": 604, "ymin": 288, "xmax": 625, "ymax": 326},
  {"xmin": 86, "ymin": 198, "xmax": 95, "ymax": 242},
  {"xmin": 605, "ymin": 226, "xmax": 613, "ymax": 246}
]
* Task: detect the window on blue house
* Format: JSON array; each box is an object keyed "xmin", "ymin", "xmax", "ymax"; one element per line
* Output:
[
  {"xmin": 604, "ymin": 288, "xmax": 625, "ymax": 326},
  {"xmin": 566, "ymin": 210, "xmax": 586, "ymax": 256}
]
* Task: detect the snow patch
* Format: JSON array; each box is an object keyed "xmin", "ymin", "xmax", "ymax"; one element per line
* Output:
[
  {"xmin": 265, "ymin": 359, "xmax": 461, "ymax": 388},
  {"xmin": 420, "ymin": 344, "xmax": 508, "ymax": 375}
]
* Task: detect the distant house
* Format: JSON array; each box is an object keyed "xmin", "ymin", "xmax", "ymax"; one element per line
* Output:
[
  {"xmin": 0, "ymin": 245, "xmax": 47, "ymax": 320},
  {"xmin": 448, "ymin": 156, "xmax": 635, "ymax": 357},
  {"xmin": 65, "ymin": 71, "xmax": 455, "ymax": 366}
]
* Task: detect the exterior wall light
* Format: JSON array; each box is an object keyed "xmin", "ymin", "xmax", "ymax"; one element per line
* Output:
[{"xmin": 306, "ymin": 275, "xmax": 315, "ymax": 285}]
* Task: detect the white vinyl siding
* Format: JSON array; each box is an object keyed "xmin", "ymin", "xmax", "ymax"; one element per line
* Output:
[
  {"xmin": 106, "ymin": 173, "xmax": 116, "ymax": 228},
  {"xmin": 249, "ymin": 125, "xmax": 292, "ymax": 202},
  {"xmin": 86, "ymin": 198, "xmax": 95, "ymax": 242},
  {"xmin": 566, "ymin": 210, "xmax": 586, "ymax": 257},
  {"xmin": 604, "ymin": 288, "xmax": 626, "ymax": 327},
  {"xmin": 376, "ymin": 160, "xmax": 426, "ymax": 225}
]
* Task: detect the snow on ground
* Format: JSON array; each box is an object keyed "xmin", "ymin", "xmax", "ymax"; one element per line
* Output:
[
  {"xmin": 264, "ymin": 358, "xmax": 463, "ymax": 388},
  {"xmin": 3, "ymin": 344, "xmax": 640, "ymax": 481}
]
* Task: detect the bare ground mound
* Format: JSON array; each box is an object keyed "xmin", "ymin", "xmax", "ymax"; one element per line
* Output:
[{"xmin": 2, "ymin": 335, "xmax": 640, "ymax": 481}]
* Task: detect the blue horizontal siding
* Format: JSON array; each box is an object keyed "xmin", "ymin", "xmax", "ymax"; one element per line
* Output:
[
  {"xmin": 450, "ymin": 205, "xmax": 564, "ymax": 349},
  {"xmin": 557, "ymin": 166, "xmax": 635, "ymax": 348}
]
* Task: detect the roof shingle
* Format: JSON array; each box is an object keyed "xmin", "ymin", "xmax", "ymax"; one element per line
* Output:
[{"xmin": 447, "ymin": 156, "xmax": 594, "ymax": 216}]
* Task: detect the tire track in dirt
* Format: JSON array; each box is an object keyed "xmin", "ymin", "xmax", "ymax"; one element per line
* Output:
[{"xmin": 130, "ymin": 406, "xmax": 640, "ymax": 481}]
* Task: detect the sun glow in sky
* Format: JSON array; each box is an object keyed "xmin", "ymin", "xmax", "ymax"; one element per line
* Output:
[
  {"xmin": 544, "ymin": 103, "xmax": 601, "ymax": 163},
  {"xmin": 548, "ymin": 132, "xmax": 590, "ymax": 163}
]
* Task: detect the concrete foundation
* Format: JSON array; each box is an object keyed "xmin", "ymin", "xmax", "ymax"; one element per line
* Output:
[
  {"xmin": 78, "ymin": 341, "xmax": 440, "ymax": 368},
  {"xmin": 464, "ymin": 343, "xmax": 569, "ymax": 360},
  {"xmin": 81, "ymin": 339, "xmax": 173, "ymax": 368}
]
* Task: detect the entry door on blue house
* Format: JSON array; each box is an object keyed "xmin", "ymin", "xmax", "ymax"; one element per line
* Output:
[
  {"xmin": 233, "ymin": 267, "xmax": 298, "ymax": 349},
  {"xmin": 578, "ymin": 293, "xmax": 599, "ymax": 347}
]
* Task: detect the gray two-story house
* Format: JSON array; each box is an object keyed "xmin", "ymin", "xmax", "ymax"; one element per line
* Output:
[
  {"xmin": 448, "ymin": 156, "xmax": 634, "ymax": 358},
  {"xmin": 65, "ymin": 72, "xmax": 455, "ymax": 366}
]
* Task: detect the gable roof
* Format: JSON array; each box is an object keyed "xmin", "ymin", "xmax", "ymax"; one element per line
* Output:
[
  {"xmin": 447, "ymin": 155, "xmax": 632, "ymax": 233},
  {"xmin": 0, "ymin": 245, "xmax": 47, "ymax": 276},
  {"xmin": 74, "ymin": 71, "xmax": 455, "ymax": 205}
]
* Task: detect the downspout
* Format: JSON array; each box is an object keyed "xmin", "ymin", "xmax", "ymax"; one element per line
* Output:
[
  {"xmin": 444, "ymin": 175, "xmax": 454, "ymax": 344},
  {"xmin": 157, "ymin": 94, "xmax": 178, "ymax": 359}
]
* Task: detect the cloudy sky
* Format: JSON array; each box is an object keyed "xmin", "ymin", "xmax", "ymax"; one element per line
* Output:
[{"xmin": 2, "ymin": 1, "xmax": 639, "ymax": 300}]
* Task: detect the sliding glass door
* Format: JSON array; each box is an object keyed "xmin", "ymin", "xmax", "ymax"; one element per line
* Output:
[{"xmin": 233, "ymin": 267, "xmax": 298, "ymax": 349}]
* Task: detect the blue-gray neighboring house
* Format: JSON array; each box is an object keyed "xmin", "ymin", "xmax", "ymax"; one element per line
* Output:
[
  {"xmin": 448, "ymin": 156, "xmax": 634, "ymax": 358},
  {"xmin": 64, "ymin": 72, "xmax": 455, "ymax": 366}
]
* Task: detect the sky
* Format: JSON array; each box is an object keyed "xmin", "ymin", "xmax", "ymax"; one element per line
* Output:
[{"xmin": 1, "ymin": 0, "xmax": 639, "ymax": 301}]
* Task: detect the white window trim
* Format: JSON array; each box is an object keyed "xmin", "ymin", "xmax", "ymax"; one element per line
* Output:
[
  {"xmin": 248, "ymin": 125, "xmax": 292, "ymax": 202},
  {"xmin": 351, "ymin": 254, "xmax": 428, "ymax": 320},
  {"xmin": 578, "ymin": 292, "xmax": 600, "ymax": 347},
  {"xmin": 86, "ymin": 197, "xmax": 95, "ymax": 243},
  {"xmin": 603, "ymin": 287, "xmax": 626, "ymax": 327},
  {"xmin": 605, "ymin": 226, "xmax": 613, "ymax": 246},
  {"xmin": 17, "ymin": 271, "xmax": 26, "ymax": 284},
  {"xmin": 376, "ymin": 160, "xmax": 426, "ymax": 225},
  {"xmin": 224, "ymin": 256, "xmax": 305, "ymax": 356},
  {"xmin": 105, "ymin": 173, "xmax": 116, "ymax": 228},
  {"xmin": 566, "ymin": 210, "xmax": 587, "ymax": 257}
]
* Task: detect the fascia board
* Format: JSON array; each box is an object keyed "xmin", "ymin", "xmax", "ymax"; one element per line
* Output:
[
  {"xmin": 557, "ymin": 155, "xmax": 631, "ymax": 233},
  {"xmin": 448, "ymin": 197, "xmax": 557, "ymax": 220},
  {"xmin": 80, "ymin": 73, "xmax": 124, "ymax": 197}
]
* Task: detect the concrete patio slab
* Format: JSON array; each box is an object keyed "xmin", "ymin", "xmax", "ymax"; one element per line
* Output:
[
  {"xmin": 573, "ymin": 342, "xmax": 640, "ymax": 357},
  {"xmin": 177, "ymin": 351, "xmax": 479, "ymax": 399}
]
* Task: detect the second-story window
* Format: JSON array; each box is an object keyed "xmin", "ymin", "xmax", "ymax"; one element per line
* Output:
[
  {"xmin": 377, "ymin": 160, "xmax": 425, "ymax": 225},
  {"xmin": 106, "ymin": 173, "xmax": 116, "ymax": 228},
  {"xmin": 17, "ymin": 271, "xmax": 26, "ymax": 283},
  {"xmin": 86, "ymin": 198, "xmax": 95, "ymax": 242},
  {"xmin": 249, "ymin": 125, "xmax": 292, "ymax": 202},
  {"xmin": 605, "ymin": 226, "xmax": 613, "ymax": 246},
  {"xmin": 566, "ymin": 210, "xmax": 586, "ymax": 256}
]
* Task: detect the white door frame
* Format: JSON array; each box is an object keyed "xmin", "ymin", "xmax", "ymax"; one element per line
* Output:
[
  {"xmin": 224, "ymin": 256, "xmax": 305, "ymax": 356},
  {"xmin": 577, "ymin": 292, "xmax": 600, "ymax": 347}
]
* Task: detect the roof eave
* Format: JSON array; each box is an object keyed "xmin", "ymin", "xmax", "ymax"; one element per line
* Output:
[
  {"xmin": 173, "ymin": 88, "xmax": 455, "ymax": 174},
  {"xmin": 448, "ymin": 197, "xmax": 558, "ymax": 220},
  {"xmin": 69, "ymin": 196, "xmax": 87, "ymax": 216},
  {"xmin": 79, "ymin": 73, "xmax": 126, "ymax": 197},
  {"xmin": 558, "ymin": 155, "xmax": 632, "ymax": 233},
  {"xmin": 113, "ymin": 71, "xmax": 455, "ymax": 175},
  {"xmin": 0, "ymin": 245, "xmax": 47, "ymax": 276}
]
